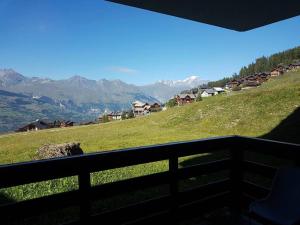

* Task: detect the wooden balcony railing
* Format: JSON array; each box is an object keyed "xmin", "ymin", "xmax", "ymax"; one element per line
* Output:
[{"xmin": 0, "ymin": 135, "xmax": 299, "ymax": 225}]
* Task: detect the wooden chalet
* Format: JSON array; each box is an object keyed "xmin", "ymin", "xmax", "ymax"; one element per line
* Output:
[
  {"xmin": 108, "ymin": 112, "xmax": 122, "ymax": 121},
  {"xmin": 80, "ymin": 121, "xmax": 96, "ymax": 125},
  {"xmin": 59, "ymin": 120, "xmax": 74, "ymax": 128},
  {"xmin": 288, "ymin": 62, "xmax": 300, "ymax": 71},
  {"xmin": 149, "ymin": 103, "xmax": 162, "ymax": 112},
  {"xmin": 271, "ymin": 64, "xmax": 290, "ymax": 77},
  {"xmin": 132, "ymin": 101, "xmax": 150, "ymax": 116},
  {"xmin": 226, "ymin": 79, "xmax": 240, "ymax": 89},
  {"xmin": 213, "ymin": 87, "xmax": 225, "ymax": 94},
  {"xmin": 16, "ymin": 119, "xmax": 51, "ymax": 132},
  {"xmin": 175, "ymin": 94, "xmax": 197, "ymax": 105},
  {"xmin": 270, "ymin": 68, "xmax": 284, "ymax": 77},
  {"xmin": 255, "ymin": 72, "xmax": 270, "ymax": 83},
  {"xmin": 200, "ymin": 89, "xmax": 217, "ymax": 97},
  {"xmin": 132, "ymin": 101, "xmax": 162, "ymax": 116},
  {"xmin": 243, "ymin": 75, "xmax": 260, "ymax": 87}
]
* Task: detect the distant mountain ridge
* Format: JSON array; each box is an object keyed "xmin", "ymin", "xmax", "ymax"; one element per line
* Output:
[
  {"xmin": 0, "ymin": 69, "xmax": 207, "ymax": 105},
  {"xmin": 0, "ymin": 69, "xmax": 207, "ymax": 132},
  {"xmin": 0, "ymin": 69, "xmax": 158, "ymax": 108}
]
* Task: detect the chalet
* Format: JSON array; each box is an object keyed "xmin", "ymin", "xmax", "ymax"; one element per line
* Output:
[
  {"xmin": 107, "ymin": 114, "xmax": 113, "ymax": 121},
  {"xmin": 288, "ymin": 62, "xmax": 300, "ymax": 71},
  {"xmin": 270, "ymin": 68, "xmax": 284, "ymax": 77},
  {"xmin": 213, "ymin": 87, "xmax": 225, "ymax": 94},
  {"xmin": 16, "ymin": 119, "xmax": 51, "ymax": 132},
  {"xmin": 226, "ymin": 79, "xmax": 240, "ymax": 89},
  {"xmin": 243, "ymin": 75, "xmax": 260, "ymax": 87},
  {"xmin": 277, "ymin": 64, "xmax": 289, "ymax": 73},
  {"xmin": 132, "ymin": 101, "xmax": 150, "ymax": 116},
  {"xmin": 201, "ymin": 89, "xmax": 217, "ymax": 97},
  {"xmin": 109, "ymin": 112, "xmax": 122, "ymax": 121},
  {"xmin": 80, "ymin": 121, "xmax": 96, "ymax": 125},
  {"xmin": 226, "ymin": 72, "xmax": 272, "ymax": 90},
  {"xmin": 175, "ymin": 94, "xmax": 197, "ymax": 105},
  {"xmin": 149, "ymin": 103, "xmax": 162, "ymax": 112},
  {"xmin": 255, "ymin": 72, "xmax": 270, "ymax": 83},
  {"xmin": 244, "ymin": 80, "xmax": 260, "ymax": 87},
  {"xmin": 271, "ymin": 64, "xmax": 290, "ymax": 77},
  {"xmin": 59, "ymin": 120, "xmax": 74, "ymax": 128}
]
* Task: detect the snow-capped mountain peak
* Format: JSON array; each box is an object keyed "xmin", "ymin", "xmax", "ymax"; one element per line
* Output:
[{"xmin": 158, "ymin": 75, "xmax": 207, "ymax": 88}]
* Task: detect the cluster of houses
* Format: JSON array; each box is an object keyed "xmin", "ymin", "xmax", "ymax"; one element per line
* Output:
[
  {"xmin": 226, "ymin": 72, "xmax": 270, "ymax": 89},
  {"xmin": 172, "ymin": 61, "xmax": 300, "ymax": 106},
  {"xmin": 271, "ymin": 62, "xmax": 300, "ymax": 76},
  {"xmin": 226, "ymin": 61, "xmax": 300, "ymax": 89},
  {"xmin": 174, "ymin": 87, "xmax": 225, "ymax": 105},
  {"xmin": 98, "ymin": 101, "xmax": 162, "ymax": 122},
  {"xmin": 132, "ymin": 101, "xmax": 162, "ymax": 117},
  {"xmin": 16, "ymin": 119, "xmax": 74, "ymax": 132}
]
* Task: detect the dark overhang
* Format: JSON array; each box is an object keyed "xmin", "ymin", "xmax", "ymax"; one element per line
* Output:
[{"xmin": 106, "ymin": 0, "xmax": 300, "ymax": 31}]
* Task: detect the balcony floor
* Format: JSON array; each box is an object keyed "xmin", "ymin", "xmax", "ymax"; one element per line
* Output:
[{"xmin": 180, "ymin": 208, "xmax": 258, "ymax": 225}]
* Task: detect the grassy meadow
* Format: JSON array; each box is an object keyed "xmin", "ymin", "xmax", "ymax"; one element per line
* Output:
[
  {"xmin": 0, "ymin": 71, "xmax": 300, "ymax": 221},
  {"xmin": 1, "ymin": 70, "xmax": 300, "ymax": 164}
]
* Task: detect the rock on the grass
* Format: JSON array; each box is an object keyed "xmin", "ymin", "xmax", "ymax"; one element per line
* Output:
[{"xmin": 37, "ymin": 142, "xmax": 83, "ymax": 159}]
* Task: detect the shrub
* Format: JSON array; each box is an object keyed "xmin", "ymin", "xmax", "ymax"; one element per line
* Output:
[
  {"xmin": 121, "ymin": 112, "xmax": 127, "ymax": 120},
  {"xmin": 127, "ymin": 110, "xmax": 134, "ymax": 119},
  {"xmin": 102, "ymin": 114, "xmax": 109, "ymax": 123},
  {"xmin": 195, "ymin": 95, "xmax": 202, "ymax": 102},
  {"xmin": 166, "ymin": 98, "xmax": 177, "ymax": 108}
]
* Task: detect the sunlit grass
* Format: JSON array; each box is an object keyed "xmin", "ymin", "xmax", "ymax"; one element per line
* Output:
[{"xmin": 0, "ymin": 70, "xmax": 300, "ymax": 205}]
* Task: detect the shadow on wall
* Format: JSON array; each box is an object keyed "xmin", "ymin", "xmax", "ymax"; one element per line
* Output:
[{"xmin": 261, "ymin": 106, "xmax": 300, "ymax": 144}]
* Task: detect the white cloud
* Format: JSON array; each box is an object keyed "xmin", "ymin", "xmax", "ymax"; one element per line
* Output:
[{"xmin": 109, "ymin": 66, "xmax": 138, "ymax": 75}]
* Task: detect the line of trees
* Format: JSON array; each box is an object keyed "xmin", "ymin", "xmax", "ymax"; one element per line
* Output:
[{"xmin": 207, "ymin": 46, "xmax": 300, "ymax": 88}]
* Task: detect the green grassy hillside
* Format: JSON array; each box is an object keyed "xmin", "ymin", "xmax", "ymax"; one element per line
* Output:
[
  {"xmin": 1, "ymin": 70, "xmax": 300, "ymax": 165},
  {"xmin": 1, "ymin": 71, "xmax": 300, "ymax": 219}
]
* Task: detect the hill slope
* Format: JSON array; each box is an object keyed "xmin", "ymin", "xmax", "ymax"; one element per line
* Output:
[
  {"xmin": 0, "ymin": 90, "xmax": 96, "ymax": 133},
  {"xmin": 1, "ymin": 71, "xmax": 300, "ymax": 164}
]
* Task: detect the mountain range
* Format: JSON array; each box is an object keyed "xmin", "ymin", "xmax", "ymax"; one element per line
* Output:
[{"xmin": 0, "ymin": 69, "xmax": 207, "ymax": 132}]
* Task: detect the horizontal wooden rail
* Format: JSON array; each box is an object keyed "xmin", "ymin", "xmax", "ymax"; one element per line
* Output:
[
  {"xmin": 178, "ymin": 192, "xmax": 231, "ymax": 221},
  {"xmin": 237, "ymin": 136, "xmax": 300, "ymax": 159},
  {"xmin": 0, "ymin": 135, "xmax": 300, "ymax": 225},
  {"xmin": 0, "ymin": 136, "xmax": 236, "ymax": 189},
  {"xmin": 178, "ymin": 158, "xmax": 231, "ymax": 179},
  {"xmin": 89, "ymin": 195, "xmax": 171, "ymax": 225},
  {"xmin": 243, "ymin": 160, "xmax": 277, "ymax": 178},
  {"xmin": 78, "ymin": 182, "xmax": 231, "ymax": 225},
  {"xmin": 91, "ymin": 171, "xmax": 170, "ymax": 199},
  {"xmin": 1, "ymin": 190, "xmax": 79, "ymax": 220},
  {"xmin": 178, "ymin": 179, "xmax": 231, "ymax": 204},
  {"xmin": 242, "ymin": 181, "xmax": 270, "ymax": 199}
]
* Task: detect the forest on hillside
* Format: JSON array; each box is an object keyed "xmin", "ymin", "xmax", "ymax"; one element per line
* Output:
[{"xmin": 207, "ymin": 46, "xmax": 300, "ymax": 87}]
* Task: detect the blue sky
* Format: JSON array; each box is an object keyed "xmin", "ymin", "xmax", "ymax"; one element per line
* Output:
[{"xmin": 0, "ymin": 0, "xmax": 300, "ymax": 85}]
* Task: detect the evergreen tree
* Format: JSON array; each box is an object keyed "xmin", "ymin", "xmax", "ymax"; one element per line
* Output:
[
  {"xmin": 166, "ymin": 98, "xmax": 177, "ymax": 108},
  {"xmin": 102, "ymin": 114, "xmax": 109, "ymax": 123},
  {"xmin": 121, "ymin": 111, "xmax": 127, "ymax": 120},
  {"xmin": 127, "ymin": 110, "xmax": 134, "ymax": 119}
]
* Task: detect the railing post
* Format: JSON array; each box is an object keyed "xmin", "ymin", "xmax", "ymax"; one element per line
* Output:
[
  {"xmin": 230, "ymin": 145, "xmax": 244, "ymax": 222},
  {"xmin": 78, "ymin": 171, "xmax": 91, "ymax": 223},
  {"xmin": 169, "ymin": 155, "xmax": 179, "ymax": 224}
]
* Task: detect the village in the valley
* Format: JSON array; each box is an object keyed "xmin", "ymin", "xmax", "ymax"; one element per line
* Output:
[{"xmin": 15, "ymin": 61, "xmax": 300, "ymax": 133}]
